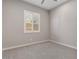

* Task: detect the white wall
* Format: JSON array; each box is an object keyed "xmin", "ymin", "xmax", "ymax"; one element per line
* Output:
[
  {"xmin": 3, "ymin": 0, "xmax": 77, "ymax": 49},
  {"xmin": 50, "ymin": 0, "xmax": 77, "ymax": 48},
  {"xmin": 2, "ymin": 0, "xmax": 50, "ymax": 48}
]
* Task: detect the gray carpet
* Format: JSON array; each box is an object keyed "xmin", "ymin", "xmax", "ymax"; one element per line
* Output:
[{"xmin": 3, "ymin": 42, "xmax": 77, "ymax": 59}]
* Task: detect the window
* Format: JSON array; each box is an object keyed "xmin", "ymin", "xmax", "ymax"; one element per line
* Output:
[{"xmin": 24, "ymin": 10, "xmax": 40, "ymax": 33}]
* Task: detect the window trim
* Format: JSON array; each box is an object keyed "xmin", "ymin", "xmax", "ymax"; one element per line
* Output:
[{"xmin": 24, "ymin": 10, "xmax": 40, "ymax": 33}]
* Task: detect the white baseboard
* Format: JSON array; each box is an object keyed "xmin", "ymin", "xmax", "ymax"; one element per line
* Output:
[
  {"xmin": 49, "ymin": 40, "xmax": 77, "ymax": 50},
  {"xmin": 3, "ymin": 40, "xmax": 77, "ymax": 51},
  {"xmin": 2, "ymin": 40, "xmax": 49, "ymax": 51}
]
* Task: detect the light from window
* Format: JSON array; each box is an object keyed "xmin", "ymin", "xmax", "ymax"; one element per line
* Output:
[{"xmin": 24, "ymin": 10, "xmax": 40, "ymax": 33}]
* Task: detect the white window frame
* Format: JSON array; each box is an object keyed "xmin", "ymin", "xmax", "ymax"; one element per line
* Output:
[{"xmin": 24, "ymin": 10, "xmax": 40, "ymax": 33}]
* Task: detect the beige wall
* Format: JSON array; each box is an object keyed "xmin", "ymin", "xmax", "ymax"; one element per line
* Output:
[
  {"xmin": 3, "ymin": 0, "xmax": 77, "ymax": 49},
  {"xmin": 50, "ymin": 0, "xmax": 77, "ymax": 48},
  {"xmin": 2, "ymin": 0, "xmax": 50, "ymax": 48}
]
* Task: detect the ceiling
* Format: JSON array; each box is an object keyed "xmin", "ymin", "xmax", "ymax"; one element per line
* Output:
[{"xmin": 21, "ymin": 0, "xmax": 71, "ymax": 10}]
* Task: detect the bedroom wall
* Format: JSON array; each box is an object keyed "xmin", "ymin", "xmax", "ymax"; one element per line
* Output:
[
  {"xmin": 50, "ymin": 0, "xmax": 77, "ymax": 48},
  {"xmin": 2, "ymin": 0, "xmax": 50, "ymax": 48}
]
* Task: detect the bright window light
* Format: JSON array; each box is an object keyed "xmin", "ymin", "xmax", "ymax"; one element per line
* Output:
[{"xmin": 24, "ymin": 10, "xmax": 40, "ymax": 33}]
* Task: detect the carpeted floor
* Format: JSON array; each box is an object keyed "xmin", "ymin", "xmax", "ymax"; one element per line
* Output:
[{"xmin": 3, "ymin": 42, "xmax": 77, "ymax": 59}]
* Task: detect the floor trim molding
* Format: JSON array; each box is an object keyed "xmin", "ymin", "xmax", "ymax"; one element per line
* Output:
[
  {"xmin": 49, "ymin": 40, "xmax": 77, "ymax": 50},
  {"xmin": 3, "ymin": 40, "xmax": 77, "ymax": 51},
  {"xmin": 2, "ymin": 40, "xmax": 49, "ymax": 51}
]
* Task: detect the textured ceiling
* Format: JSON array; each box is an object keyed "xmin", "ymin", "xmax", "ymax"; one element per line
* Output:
[{"xmin": 22, "ymin": 0, "xmax": 71, "ymax": 10}]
